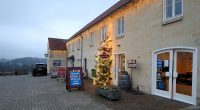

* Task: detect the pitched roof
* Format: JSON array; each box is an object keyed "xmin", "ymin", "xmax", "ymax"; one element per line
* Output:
[
  {"xmin": 48, "ymin": 38, "xmax": 67, "ymax": 50},
  {"xmin": 68, "ymin": 0, "xmax": 132, "ymax": 41}
]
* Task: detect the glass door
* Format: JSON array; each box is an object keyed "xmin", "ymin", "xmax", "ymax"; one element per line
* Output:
[
  {"xmin": 114, "ymin": 53, "xmax": 126, "ymax": 85},
  {"xmin": 173, "ymin": 50, "xmax": 196, "ymax": 104},
  {"xmin": 154, "ymin": 50, "xmax": 173, "ymax": 98}
]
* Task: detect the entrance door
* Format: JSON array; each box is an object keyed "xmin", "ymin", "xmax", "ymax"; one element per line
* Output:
[
  {"xmin": 114, "ymin": 53, "xmax": 126, "ymax": 85},
  {"xmin": 154, "ymin": 50, "xmax": 173, "ymax": 98},
  {"xmin": 173, "ymin": 50, "xmax": 196, "ymax": 104},
  {"xmin": 153, "ymin": 48, "xmax": 197, "ymax": 105}
]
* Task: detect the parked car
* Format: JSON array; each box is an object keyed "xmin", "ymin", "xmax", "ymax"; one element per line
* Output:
[{"xmin": 32, "ymin": 63, "xmax": 47, "ymax": 76}]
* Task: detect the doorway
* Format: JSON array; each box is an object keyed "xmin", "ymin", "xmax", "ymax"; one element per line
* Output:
[
  {"xmin": 153, "ymin": 48, "xmax": 197, "ymax": 105},
  {"xmin": 114, "ymin": 53, "xmax": 126, "ymax": 85}
]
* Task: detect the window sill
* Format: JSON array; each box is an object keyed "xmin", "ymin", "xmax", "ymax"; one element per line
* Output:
[
  {"xmin": 162, "ymin": 16, "xmax": 183, "ymax": 25},
  {"xmin": 89, "ymin": 44, "xmax": 93, "ymax": 47},
  {"xmin": 116, "ymin": 34, "xmax": 124, "ymax": 39}
]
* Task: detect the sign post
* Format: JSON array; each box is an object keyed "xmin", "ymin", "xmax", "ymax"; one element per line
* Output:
[
  {"xmin": 127, "ymin": 59, "xmax": 136, "ymax": 89},
  {"xmin": 66, "ymin": 67, "xmax": 84, "ymax": 92}
]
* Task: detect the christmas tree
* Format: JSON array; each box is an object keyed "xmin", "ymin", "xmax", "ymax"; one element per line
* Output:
[{"xmin": 93, "ymin": 37, "xmax": 112, "ymax": 87}]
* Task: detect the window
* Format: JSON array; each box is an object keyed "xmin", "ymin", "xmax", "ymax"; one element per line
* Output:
[
  {"xmin": 76, "ymin": 59, "xmax": 81, "ymax": 67},
  {"xmin": 53, "ymin": 60, "xmax": 61, "ymax": 66},
  {"xmin": 164, "ymin": 0, "xmax": 183, "ymax": 21},
  {"xmin": 101, "ymin": 26, "xmax": 107, "ymax": 41},
  {"xmin": 117, "ymin": 16, "xmax": 124, "ymax": 36},
  {"xmin": 89, "ymin": 32, "xmax": 94, "ymax": 46},
  {"xmin": 77, "ymin": 39, "xmax": 80, "ymax": 50}
]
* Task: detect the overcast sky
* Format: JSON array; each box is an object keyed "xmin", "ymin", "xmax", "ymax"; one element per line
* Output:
[{"xmin": 0, "ymin": 0, "xmax": 119, "ymax": 59}]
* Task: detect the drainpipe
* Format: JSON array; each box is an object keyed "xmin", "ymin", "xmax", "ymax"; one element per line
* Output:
[{"xmin": 80, "ymin": 35, "xmax": 83, "ymax": 67}]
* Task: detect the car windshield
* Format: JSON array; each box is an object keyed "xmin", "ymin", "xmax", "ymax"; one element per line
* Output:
[{"xmin": 34, "ymin": 64, "xmax": 46, "ymax": 68}]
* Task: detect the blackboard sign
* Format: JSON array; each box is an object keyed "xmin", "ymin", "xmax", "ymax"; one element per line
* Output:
[{"xmin": 70, "ymin": 72, "xmax": 81, "ymax": 87}]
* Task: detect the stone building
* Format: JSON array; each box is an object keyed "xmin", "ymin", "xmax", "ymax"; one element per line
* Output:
[{"xmin": 66, "ymin": 0, "xmax": 200, "ymax": 105}]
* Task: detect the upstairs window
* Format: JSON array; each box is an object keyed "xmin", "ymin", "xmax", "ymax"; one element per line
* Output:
[
  {"xmin": 164, "ymin": 0, "xmax": 183, "ymax": 21},
  {"xmin": 89, "ymin": 32, "xmax": 94, "ymax": 46},
  {"xmin": 101, "ymin": 26, "xmax": 107, "ymax": 42},
  {"xmin": 77, "ymin": 38, "xmax": 80, "ymax": 50},
  {"xmin": 117, "ymin": 16, "xmax": 124, "ymax": 37}
]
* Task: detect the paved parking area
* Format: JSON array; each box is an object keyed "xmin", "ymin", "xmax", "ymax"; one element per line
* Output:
[
  {"xmin": 0, "ymin": 75, "xmax": 110, "ymax": 110},
  {"xmin": 0, "ymin": 75, "xmax": 198, "ymax": 110}
]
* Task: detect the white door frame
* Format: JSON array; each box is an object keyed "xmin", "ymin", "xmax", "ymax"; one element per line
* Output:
[
  {"xmin": 152, "ymin": 49, "xmax": 173, "ymax": 99},
  {"xmin": 152, "ymin": 47, "xmax": 198, "ymax": 105},
  {"xmin": 173, "ymin": 49, "xmax": 197, "ymax": 105},
  {"xmin": 114, "ymin": 52, "xmax": 126, "ymax": 85}
]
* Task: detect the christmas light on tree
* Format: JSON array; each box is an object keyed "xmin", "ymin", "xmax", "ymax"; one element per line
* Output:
[{"xmin": 93, "ymin": 37, "xmax": 112, "ymax": 87}]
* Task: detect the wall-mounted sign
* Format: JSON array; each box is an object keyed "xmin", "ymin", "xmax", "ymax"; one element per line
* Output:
[
  {"xmin": 127, "ymin": 59, "xmax": 136, "ymax": 68},
  {"xmin": 45, "ymin": 53, "xmax": 48, "ymax": 57},
  {"xmin": 53, "ymin": 60, "xmax": 61, "ymax": 66}
]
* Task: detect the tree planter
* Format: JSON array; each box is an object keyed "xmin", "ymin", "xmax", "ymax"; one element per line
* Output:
[{"xmin": 95, "ymin": 86, "xmax": 121, "ymax": 101}]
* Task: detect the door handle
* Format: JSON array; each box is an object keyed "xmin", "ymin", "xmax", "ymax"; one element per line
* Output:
[
  {"xmin": 165, "ymin": 72, "xmax": 171, "ymax": 77},
  {"xmin": 173, "ymin": 72, "xmax": 178, "ymax": 78}
]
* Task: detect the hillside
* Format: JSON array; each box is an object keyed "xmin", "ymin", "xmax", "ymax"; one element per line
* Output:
[{"xmin": 0, "ymin": 57, "xmax": 47, "ymax": 75}]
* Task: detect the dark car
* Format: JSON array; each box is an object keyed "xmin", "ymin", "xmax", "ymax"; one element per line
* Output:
[{"xmin": 32, "ymin": 63, "xmax": 47, "ymax": 76}]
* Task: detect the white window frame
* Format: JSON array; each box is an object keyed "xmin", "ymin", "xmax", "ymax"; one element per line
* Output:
[
  {"xmin": 163, "ymin": 0, "xmax": 183, "ymax": 21},
  {"xmin": 77, "ymin": 38, "xmax": 80, "ymax": 50},
  {"xmin": 117, "ymin": 16, "xmax": 124, "ymax": 37},
  {"xmin": 101, "ymin": 26, "xmax": 107, "ymax": 42},
  {"xmin": 76, "ymin": 59, "xmax": 81, "ymax": 67},
  {"xmin": 89, "ymin": 32, "xmax": 94, "ymax": 46}
]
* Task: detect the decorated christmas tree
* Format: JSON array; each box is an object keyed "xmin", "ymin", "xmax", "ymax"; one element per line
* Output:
[{"xmin": 93, "ymin": 37, "xmax": 112, "ymax": 87}]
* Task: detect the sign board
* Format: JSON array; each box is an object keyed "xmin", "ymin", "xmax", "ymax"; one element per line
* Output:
[
  {"xmin": 66, "ymin": 67, "xmax": 84, "ymax": 92},
  {"xmin": 51, "ymin": 67, "xmax": 57, "ymax": 77},
  {"xmin": 57, "ymin": 67, "xmax": 66, "ymax": 81},
  {"xmin": 53, "ymin": 60, "xmax": 61, "ymax": 66},
  {"xmin": 70, "ymin": 72, "xmax": 81, "ymax": 87},
  {"xmin": 127, "ymin": 59, "xmax": 136, "ymax": 68}
]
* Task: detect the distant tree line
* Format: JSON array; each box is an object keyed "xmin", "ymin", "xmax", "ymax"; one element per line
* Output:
[{"xmin": 0, "ymin": 57, "xmax": 46, "ymax": 75}]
